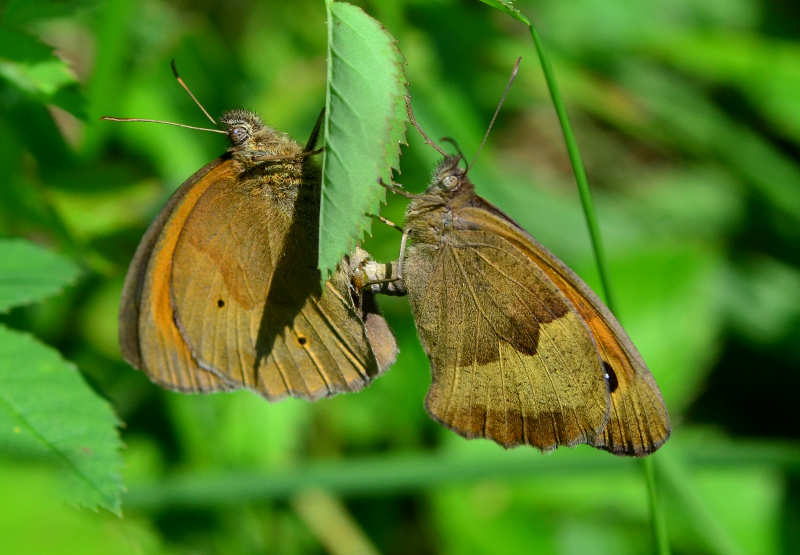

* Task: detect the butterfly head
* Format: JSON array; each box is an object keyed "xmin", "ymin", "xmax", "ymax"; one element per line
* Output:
[
  {"xmin": 431, "ymin": 155, "xmax": 473, "ymax": 197},
  {"xmin": 219, "ymin": 109, "xmax": 301, "ymax": 167}
]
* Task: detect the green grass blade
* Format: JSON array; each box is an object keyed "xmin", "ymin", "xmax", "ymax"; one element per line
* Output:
[
  {"xmin": 527, "ymin": 26, "xmax": 615, "ymax": 309},
  {"xmin": 479, "ymin": 0, "xmax": 613, "ymax": 307},
  {"xmin": 123, "ymin": 435, "xmax": 800, "ymax": 511},
  {"xmin": 645, "ymin": 458, "xmax": 671, "ymax": 555}
]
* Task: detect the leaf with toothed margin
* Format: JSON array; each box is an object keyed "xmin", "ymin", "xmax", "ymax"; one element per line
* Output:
[
  {"xmin": 0, "ymin": 325, "xmax": 124, "ymax": 514},
  {"xmin": 319, "ymin": 0, "xmax": 408, "ymax": 278},
  {"xmin": 0, "ymin": 240, "xmax": 123, "ymax": 513}
]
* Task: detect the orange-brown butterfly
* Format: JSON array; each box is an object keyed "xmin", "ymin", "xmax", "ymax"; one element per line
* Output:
[
  {"xmin": 367, "ymin": 69, "xmax": 669, "ymax": 456},
  {"xmin": 110, "ymin": 65, "xmax": 396, "ymax": 401}
]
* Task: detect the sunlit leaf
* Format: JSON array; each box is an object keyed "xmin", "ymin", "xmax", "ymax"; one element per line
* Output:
[
  {"xmin": 0, "ymin": 26, "xmax": 86, "ymax": 120},
  {"xmin": 319, "ymin": 0, "xmax": 408, "ymax": 276},
  {"xmin": 0, "ymin": 326, "xmax": 124, "ymax": 513}
]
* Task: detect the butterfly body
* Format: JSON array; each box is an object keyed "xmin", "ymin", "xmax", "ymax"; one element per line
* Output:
[
  {"xmin": 401, "ymin": 155, "xmax": 669, "ymax": 456},
  {"xmin": 120, "ymin": 109, "xmax": 396, "ymax": 402}
]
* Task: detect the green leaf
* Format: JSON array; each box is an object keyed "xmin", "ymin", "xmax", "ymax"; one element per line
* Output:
[
  {"xmin": 0, "ymin": 239, "xmax": 81, "ymax": 313},
  {"xmin": 1, "ymin": 0, "xmax": 99, "ymax": 27},
  {"xmin": 0, "ymin": 27, "xmax": 86, "ymax": 120},
  {"xmin": 319, "ymin": 0, "xmax": 408, "ymax": 276},
  {"xmin": 0, "ymin": 27, "xmax": 55, "ymax": 64},
  {"xmin": 0, "ymin": 325, "xmax": 124, "ymax": 513}
]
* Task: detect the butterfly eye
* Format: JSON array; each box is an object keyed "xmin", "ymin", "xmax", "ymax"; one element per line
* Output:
[
  {"xmin": 441, "ymin": 175, "xmax": 459, "ymax": 190},
  {"xmin": 230, "ymin": 126, "xmax": 248, "ymax": 145}
]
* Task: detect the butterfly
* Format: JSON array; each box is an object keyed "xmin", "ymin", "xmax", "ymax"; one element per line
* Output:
[
  {"xmin": 380, "ymin": 152, "xmax": 670, "ymax": 456},
  {"xmin": 115, "ymin": 105, "xmax": 397, "ymax": 401}
]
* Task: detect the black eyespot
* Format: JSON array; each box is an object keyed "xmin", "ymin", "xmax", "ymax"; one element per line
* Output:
[
  {"xmin": 217, "ymin": 299, "xmax": 225, "ymax": 308},
  {"xmin": 603, "ymin": 361, "xmax": 619, "ymax": 394},
  {"xmin": 298, "ymin": 336, "xmax": 307, "ymax": 346},
  {"xmin": 230, "ymin": 126, "xmax": 248, "ymax": 144}
]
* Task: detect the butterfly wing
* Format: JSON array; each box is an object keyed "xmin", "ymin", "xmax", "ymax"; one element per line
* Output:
[
  {"xmin": 403, "ymin": 202, "xmax": 610, "ymax": 451},
  {"xmin": 346, "ymin": 248, "xmax": 401, "ymax": 372},
  {"xmin": 469, "ymin": 196, "xmax": 671, "ymax": 456},
  {"xmin": 167, "ymin": 169, "xmax": 394, "ymax": 401},
  {"xmin": 120, "ymin": 157, "xmax": 235, "ymax": 392}
]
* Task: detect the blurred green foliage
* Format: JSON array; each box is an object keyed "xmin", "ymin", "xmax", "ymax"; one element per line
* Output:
[{"xmin": 1, "ymin": 0, "xmax": 800, "ymax": 553}]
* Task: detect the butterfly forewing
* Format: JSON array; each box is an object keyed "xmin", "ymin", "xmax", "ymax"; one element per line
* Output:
[
  {"xmin": 168, "ymin": 165, "xmax": 386, "ymax": 401},
  {"xmin": 123, "ymin": 158, "xmax": 236, "ymax": 393}
]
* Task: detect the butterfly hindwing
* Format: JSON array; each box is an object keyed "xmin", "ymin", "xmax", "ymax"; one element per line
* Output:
[
  {"xmin": 467, "ymin": 196, "xmax": 671, "ymax": 456},
  {"xmin": 404, "ymin": 202, "xmax": 610, "ymax": 450}
]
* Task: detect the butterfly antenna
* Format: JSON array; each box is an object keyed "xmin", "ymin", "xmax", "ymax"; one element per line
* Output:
[
  {"xmin": 405, "ymin": 96, "xmax": 447, "ymax": 156},
  {"xmin": 467, "ymin": 56, "xmax": 521, "ymax": 171},
  {"xmin": 101, "ymin": 61, "xmax": 227, "ymax": 134},
  {"xmin": 171, "ymin": 59, "xmax": 218, "ymax": 125},
  {"xmin": 440, "ymin": 137, "xmax": 466, "ymax": 165},
  {"xmin": 99, "ymin": 116, "xmax": 227, "ymax": 133}
]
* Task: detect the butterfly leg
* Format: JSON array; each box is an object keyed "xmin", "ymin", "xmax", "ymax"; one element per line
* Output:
[
  {"xmin": 378, "ymin": 178, "xmax": 443, "ymax": 205},
  {"xmin": 404, "ymin": 96, "xmax": 448, "ymax": 156},
  {"xmin": 350, "ymin": 237, "xmax": 407, "ymax": 299},
  {"xmin": 352, "ymin": 260, "xmax": 407, "ymax": 297},
  {"xmin": 377, "ymin": 215, "xmax": 403, "ymax": 232},
  {"xmin": 396, "ymin": 231, "xmax": 408, "ymax": 281}
]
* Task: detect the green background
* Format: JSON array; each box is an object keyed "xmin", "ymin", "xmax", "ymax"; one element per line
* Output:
[{"xmin": 1, "ymin": 0, "xmax": 799, "ymax": 553}]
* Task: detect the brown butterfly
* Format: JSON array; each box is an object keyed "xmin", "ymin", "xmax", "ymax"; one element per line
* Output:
[
  {"xmin": 113, "ymin": 84, "xmax": 396, "ymax": 401},
  {"xmin": 388, "ymin": 153, "xmax": 670, "ymax": 456},
  {"xmin": 365, "ymin": 81, "xmax": 670, "ymax": 455}
]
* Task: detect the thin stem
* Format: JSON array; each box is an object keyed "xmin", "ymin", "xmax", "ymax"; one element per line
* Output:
[
  {"xmin": 644, "ymin": 458, "xmax": 671, "ymax": 555},
  {"xmin": 527, "ymin": 25, "xmax": 615, "ymax": 310}
]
